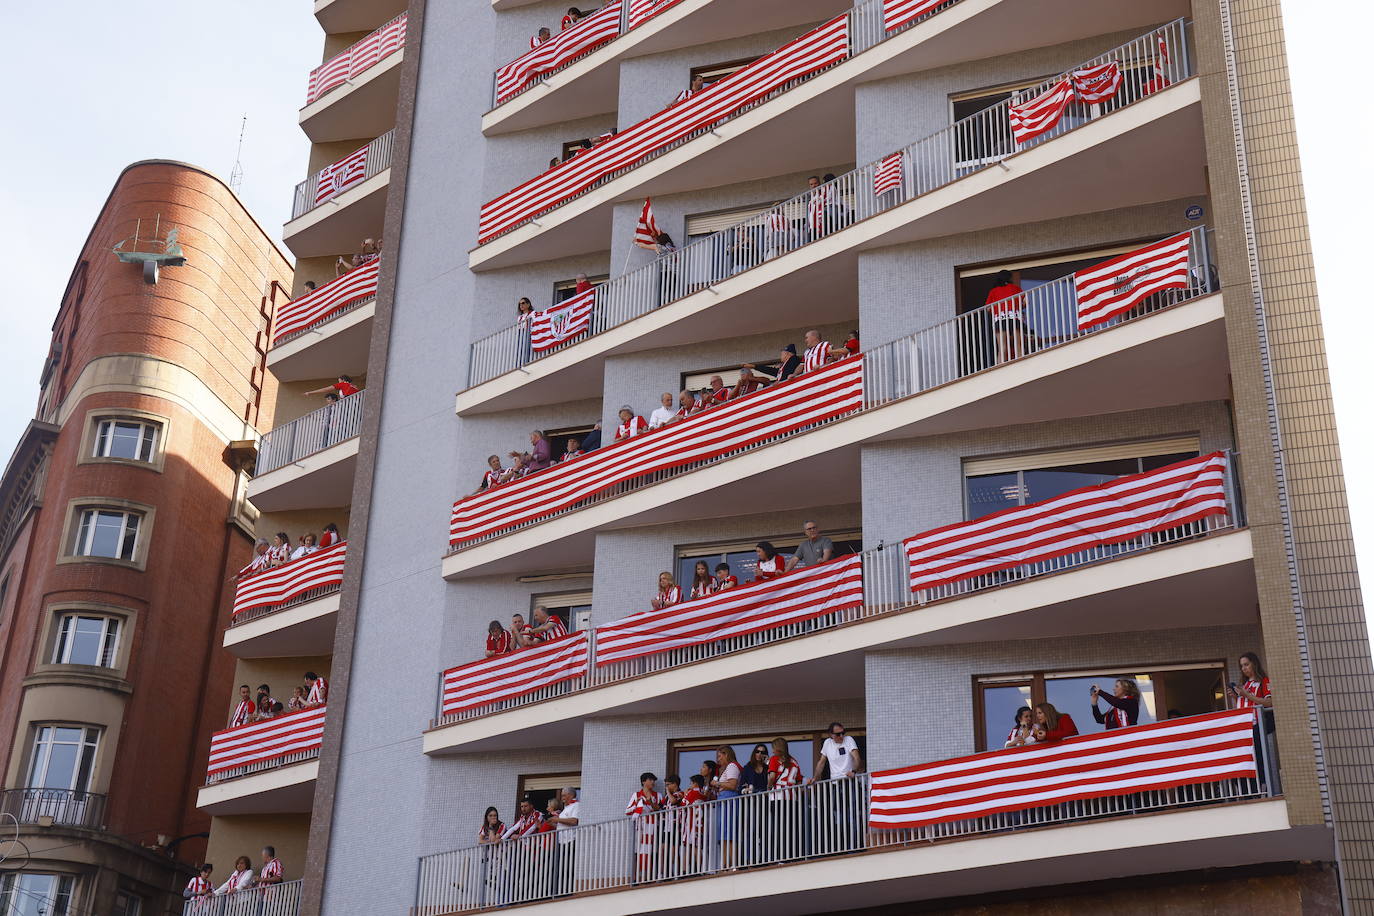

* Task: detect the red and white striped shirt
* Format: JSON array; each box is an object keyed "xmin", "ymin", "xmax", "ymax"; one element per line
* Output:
[
  {"xmin": 260, "ymin": 858, "xmax": 283, "ymax": 883},
  {"xmin": 318, "ymin": 530, "xmax": 340, "ymax": 549},
  {"xmin": 615, "ymin": 416, "xmax": 649, "ymax": 440},
  {"xmin": 307, "ymin": 677, "xmax": 328, "ymax": 705},
  {"xmin": 530, "ymin": 614, "xmax": 568, "ymax": 644},
  {"xmin": 714, "ymin": 574, "xmax": 738, "ymax": 591},
  {"xmin": 754, "ymin": 556, "xmax": 786, "ymax": 581},
  {"xmin": 481, "ymin": 468, "xmax": 504, "ymax": 489},
  {"xmin": 1236, "ymin": 676, "xmax": 1271, "ymax": 709},
  {"xmin": 230, "ymin": 699, "xmax": 254, "ymax": 728},
  {"xmin": 486, "ymin": 630, "xmax": 514, "ymax": 656},
  {"xmin": 529, "ymin": 34, "xmax": 546, "ymax": 49},
  {"xmin": 186, "ymin": 876, "xmax": 212, "ymax": 897},
  {"xmin": 560, "ymin": 449, "xmax": 583, "ymax": 462},
  {"xmin": 804, "ymin": 340, "xmax": 831, "ymax": 373},
  {"xmin": 626, "ymin": 789, "xmax": 665, "ymax": 816},
  {"xmin": 656, "ymin": 585, "xmax": 682, "ymax": 607},
  {"xmin": 503, "ymin": 811, "xmax": 544, "ymax": 839},
  {"xmin": 689, "ymin": 580, "xmax": 715, "ymax": 600}
]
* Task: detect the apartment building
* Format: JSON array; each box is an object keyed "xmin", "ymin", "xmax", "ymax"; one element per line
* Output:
[
  {"xmin": 0, "ymin": 160, "xmax": 290, "ymax": 915},
  {"xmin": 213, "ymin": 0, "xmax": 1374, "ymax": 913}
]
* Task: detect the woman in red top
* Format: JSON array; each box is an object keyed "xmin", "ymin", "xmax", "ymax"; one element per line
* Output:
[
  {"xmin": 985, "ymin": 270, "xmax": 1025, "ymax": 365},
  {"xmin": 1229, "ymin": 651, "xmax": 1273, "ymax": 709},
  {"xmin": 1033, "ymin": 702, "xmax": 1078, "ymax": 742},
  {"xmin": 753, "ymin": 542, "xmax": 786, "ymax": 581},
  {"xmin": 688, "ymin": 561, "xmax": 714, "ymax": 600}
]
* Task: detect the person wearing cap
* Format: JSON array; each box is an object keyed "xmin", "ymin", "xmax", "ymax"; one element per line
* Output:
[
  {"xmin": 749, "ymin": 344, "xmax": 802, "ymax": 385},
  {"xmin": 615, "ymin": 406, "xmax": 649, "ymax": 441}
]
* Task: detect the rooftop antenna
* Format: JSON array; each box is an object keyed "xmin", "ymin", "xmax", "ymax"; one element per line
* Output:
[{"xmin": 229, "ymin": 115, "xmax": 246, "ymax": 196}]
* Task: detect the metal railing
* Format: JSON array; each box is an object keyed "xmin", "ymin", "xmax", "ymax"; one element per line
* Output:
[
  {"xmin": 257, "ymin": 390, "xmax": 367, "ymax": 476},
  {"xmin": 468, "ymin": 18, "xmax": 1192, "ymax": 386},
  {"xmin": 291, "ymin": 130, "xmax": 396, "ymax": 220},
  {"xmin": 0, "ymin": 788, "xmax": 106, "ymax": 830},
  {"xmin": 305, "ymin": 10, "xmax": 407, "ymax": 105},
  {"xmin": 415, "ymin": 734, "xmax": 1275, "ymax": 914},
  {"xmin": 434, "ymin": 446, "xmax": 1241, "ymax": 728},
  {"xmin": 182, "ymin": 879, "xmax": 302, "ymax": 916}
]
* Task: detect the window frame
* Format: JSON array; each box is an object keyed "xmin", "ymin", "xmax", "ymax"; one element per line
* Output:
[
  {"xmin": 51, "ymin": 613, "xmax": 121, "ymax": 668},
  {"xmin": 26, "ymin": 724, "xmax": 102, "ymax": 794},
  {"xmin": 57, "ymin": 498, "xmax": 155, "ymax": 571},
  {"xmin": 0, "ymin": 873, "xmax": 77, "ymax": 916},
  {"xmin": 515, "ymin": 771, "xmax": 582, "ymax": 818},
  {"xmin": 79, "ymin": 408, "xmax": 168, "ymax": 472},
  {"xmin": 72, "ymin": 508, "xmax": 141, "ymax": 561}
]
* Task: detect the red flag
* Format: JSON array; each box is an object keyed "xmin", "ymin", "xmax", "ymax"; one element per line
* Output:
[
  {"xmin": 633, "ymin": 198, "xmax": 660, "ymax": 249},
  {"xmin": 873, "ymin": 151, "xmax": 904, "ymax": 196},
  {"xmin": 1071, "ymin": 61, "xmax": 1121, "ymax": 104},
  {"xmin": 1073, "ymin": 231, "xmax": 1193, "ymax": 329},
  {"xmin": 529, "ymin": 288, "xmax": 595, "ymax": 352},
  {"xmin": 1008, "ymin": 79, "xmax": 1075, "ymax": 144},
  {"xmin": 315, "ymin": 145, "xmax": 369, "ymax": 205}
]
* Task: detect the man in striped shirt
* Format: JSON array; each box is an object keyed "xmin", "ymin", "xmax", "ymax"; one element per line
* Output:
[
  {"xmin": 229, "ymin": 685, "xmax": 254, "ymax": 728},
  {"xmin": 802, "ymin": 329, "xmax": 848, "ymax": 374},
  {"xmin": 304, "ymin": 672, "xmax": 328, "ymax": 706},
  {"xmin": 502, "ymin": 797, "xmax": 545, "ymax": 840},
  {"xmin": 184, "ymin": 864, "xmax": 214, "ymax": 905},
  {"xmin": 522, "ymin": 606, "xmax": 568, "ymax": 646},
  {"xmin": 259, "ymin": 847, "xmax": 283, "ymax": 886}
]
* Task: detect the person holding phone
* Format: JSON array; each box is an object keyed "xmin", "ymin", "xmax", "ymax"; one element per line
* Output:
[
  {"xmin": 1228, "ymin": 652, "xmax": 1273, "ymax": 709},
  {"xmin": 1090, "ymin": 678, "xmax": 1141, "ymax": 730}
]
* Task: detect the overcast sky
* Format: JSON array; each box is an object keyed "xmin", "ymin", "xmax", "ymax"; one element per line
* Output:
[{"xmin": 3, "ymin": 3, "xmax": 1371, "ymax": 636}]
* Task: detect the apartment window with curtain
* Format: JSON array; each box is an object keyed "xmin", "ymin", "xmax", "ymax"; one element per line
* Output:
[{"xmin": 52, "ymin": 614, "xmax": 121, "ymax": 668}]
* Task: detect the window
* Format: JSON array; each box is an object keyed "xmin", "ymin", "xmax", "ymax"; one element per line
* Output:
[
  {"xmin": 680, "ymin": 361, "xmax": 781, "ymax": 394},
  {"xmin": 552, "ymin": 274, "xmax": 608, "ymax": 304},
  {"xmin": 675, "ymin": 530, "xmax": 862, "ymax": 587},
  {"xmin": 689, "ymin": 57, "xmax": 760, "ymax": 87},
  {"xmin": 668, "ymin": 729, "xmax": 867, "ymax": 784},
  {"xmin": 543, "ymin": 424, "xmax": 594, "ymax": 461},
  {"xmin": 28, "ymin": 726, "xmax": 100, "ymax": 792},
  {"xmin": 684, "ymin": 202, "xmax": 780, "ymax": 240},
  {"xmin": 0, "ymin": 874, "xmax": 75, "ymax": 916},
  {"xmin": 533, "ymin": 591, "xmax": 592, "ymax": 632},
  {"xmin": 517, "ymin": 772, "xmax": 581, "ymax": 815},
  {"xmin": 70, "ymin": 508, "xmax": 141, "ymax": 561},
  {"xmin": 974, "ymin": 662, "xmax": 1227, "ymax": 751},
  {"xmin": 52, "ymin": 614, "xmax": 120, "ymax": 667},
  {"xmin": 114, "ymin": 892, "xmax": 143, "ymax": 916},
  {"xmin": 93, "ymin": 418, "xmax": 159, "ymax": 462}
]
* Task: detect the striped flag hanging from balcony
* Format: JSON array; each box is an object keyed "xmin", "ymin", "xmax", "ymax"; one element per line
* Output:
[
  {"xmin": 633, "ymin": 198, "xmax": 661, "ymax": 249},
  {"xmin": 314, "ymin": 145, "xmax": 371, "ymax": 206},
  {"xmin": 306, "ymin": 14, "xmax": 407, "ymax": 104},
  {"xmin": 903, "ymin": 453, "xmax": 1229, "ymax": 592},
  {"xmin": 495, "ymin": 2, "xmax": 623, "ymax": 104},
  {"xmin": 530, "ymin": 288, "xmax": 596, "ymax": 352},
  {"xmin": 440, "ymin": 632, "xmax": 590, "ymax": 716},
  {"xmin": 273, "ymin": 261, "xmax": 380, "ymax": 345},
  {"xmin": 449, "ymin": 358, "xmax": 863, "ymax": 547},
  {"xmin": 232, "ymin": 542, "xmax": 347, "ymax": 617},
  {"xmin": 869, "ymin": 709, "xmax": 1258, "ymax": 829},
  {"xmin": 873, "ymin": 151, "xmax": 904, "ymax": 197},
  {"xmin": 206, "ymin": 705, "xmax": 327, "ymax": 778},
  {"xmin": 627, "ymin": 0, "xmax": 686, "ymax": 30},
  {"xmin": 1070, "ymin": 60, "xmax": 1122, "ymax": 104},
  {"xmin": 1008, "ymin": 78, "xmax": 1075, "ymax": 144},
  {"xmin": 595, "ymin": 555, "xmax": 864, "ymax": 666},
  {"xmin": 479, "ymin": 15, "xmax": 850, "ymax": 244},
  {"xmin": 1074, "ymin": 231, "xmax": 1193, "ymax": 329},
  {"xmin": 883, "ymin": 0, "xmax": 948, "ymax": 32}
]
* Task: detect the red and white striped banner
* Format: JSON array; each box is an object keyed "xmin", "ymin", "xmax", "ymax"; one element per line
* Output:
[
  {"xmin": 206, "ymin": 705, "xmax": 327, "ymax": 778},
  {"xmin": 495, "ymin": 2, "xmax": 622, "ymax": 104},
  {"xmin": 530, "ymin": 289, "xmax": 596, "ymax": 352},
  {"xmin": 306, "ymin": 14, "xmax": 407, "ymax": 104},
  {"xmin": 869, "ymin": 709, "xmax": 1258, "ymax": 829},
  {"xmin": 1074, "ymin": 231, "xmax": 1193, "ymax": 329},
  {"xmin": 314, "ymin": 145, "xmax": 370, "ymax": 206},
  {"xmin": 450, "ymin": 358, "xmax": 863, "ymax": 547},
  {"xmin": 479, "ymin": 15, "xmax": 849, "ymax": 244},
  {"xmin": 1071, "ymin": 60, "xmax": 1122, "ymax": 104},
  {"xmin": 904, "ymin": 453, "xmax": 1228, "ymax": 591},
  {"xmin": 440, "ymin": 632, "xmax": 589, "ymax": 716},
  {"xmin": 883, "ymin": 0, "xmax": 947, "ymax": 32},
  {"xmin": 627, "ymin": 0, "xmax": 686, "ymax": 30},
  {"xmin": 1009, "ymin": 78, "xmax": 1075, "ymax": 145},
  {"xmin": 232, "ymin": 542, "xmax": 347, "ymax": 617},
  {"xmin": 873, "ymin": 151, "xmax": 904, "ymax": 196},
  {"xmin": 596, "ymin": 555, "xmax": 864, "ymax": 666},
  {"xmin": 633, "ymin": 198, "xmax": 661, "ymax": 249},
  {"xmin": 273, "ymin": 261, "xmax": 380, "ymax": 344}
]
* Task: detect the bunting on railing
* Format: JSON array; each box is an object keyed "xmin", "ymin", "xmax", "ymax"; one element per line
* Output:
[
  {"xmin": 873, "ymin": 151, "xmax": 904, "ymax": 196},
  {"xmin": 440, "ymin": 632, "xmax": 590, "ymax": 716},
  {"xmin": 496, "ymin": 3, "xmax": 622, "ymax": 104},
  {"xmin": 450, "ymin": 358, "xmax": 863, "ymax": 547},
  {"xmin": 869, "ymin": 709, "xmax": 1258, "ymax": 829},
  {"xmin": 1074, "ymin": 231, "xmax": 1193, "ymax": 329},
  {"xmin": 232, "ymin": 542, "xmax": 347, "ymax": 617},
  {"xmin": 273, "ymin": 261, "xmax": 380, "ymax": 345},
  {"xmin": 903, "ymin": 453, "xmax": 1228, "ymax": 591},
  {"xmin": 627, "ymin": 0, "xmax": 686, "ymax": 30},
  {"xmin": 314, "ymin": 145, "xmax": 370, "ymax": 206},
  {"xmin": 207, "ymin": 705, "xmax": 327, "ymax": 778},
  {"xmin": 478, "ymin": 15, "xmax": 849, "ymax": 244},
  {"xmin": 1009, "ymin": 78, "xmax": 1075, "ymax": 144},
  {"xmin": 595, "ymin": 555, "xmax": 864, "ymax": 666},
  {"xmin": 530, "ymin": 288, "xmax": 596, "ymax": 352},
  {"xmin": 1071, "ymin": 60, "xmax": 1123, "ymax": 104},
  {"xmin": 306, "ymin": 14, "xmax": 407, "ymax": 104},
  {"xmin": 883, "ymin": 0, "xmax": 948, "ymax": 32}
]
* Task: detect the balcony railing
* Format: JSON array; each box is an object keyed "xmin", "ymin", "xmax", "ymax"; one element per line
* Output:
[
  {"xmin": 305, "ymin": 12, "xmax": 407, "ymax": 105},
  {"xmin": 273, "ymin": 260, "xmax": 380, "ymax": 346},
  {"xmin": 183, "ymin": 879, "xmax": 302, "ymax": 916},
  {"xmin": 468, "ymin": 18, "xmax": 1193, "ymax": 385},
  {"xmin": 416, "ymin": 712, "xmax": 1277, "ymax": 914},
  {"xmin": 433, "ymin": 448, "xmax": 1242, "ymax": 727},
  {"xmin": 291, "ymin": 130, "xmax": 395, "ymax": 220},
  {"xmin": 257, "ymin": 390, "xmax": 366, "ymax": 476},
  {"xmin": 450, "ymin": 224, "xmax": 1215, "ymax": 556},
  {"xmin": 206, "ymin": 706, "xmax": 326, "ymax": 784},
  {"xmin": 230, "ymin": 541, "xmax": 347, "ymax": 626},
  {"xmin": 0, "ymin": 788, "xmax": 106, "ymax": 830}
]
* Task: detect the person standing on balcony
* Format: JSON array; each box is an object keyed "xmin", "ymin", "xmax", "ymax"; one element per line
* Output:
[
  {"xmin": 288, "ymin": 687, "xmax": 307, "ymax": 712},
  {"xmin": 561, "ymin": 7, "xmax": 584, "ymax": 29},
  {"xmin": 267, "ymin": 533, "xmax": 291, "ymax": 566},
  {"xmin": 253, "ymin": 685, "xmax": 277, "ymax": 722},
  {"xmin": 229, "ymin": 685, "xmax": 254, "ymax": 728},
  {"xmin": 528, "ymin": 430, "xmax": 552, "ymax": 470},
  {"xmin": 336, "ymin": 239, "xmax": 378, "ymax": 277},
  {"xmin": 747, "ymin": 344, "xmax": 802, "ymax": 386},
  {"xmin": 511, "ymin": 613, "xmax": 532, "ymax": 649},
  {"xmin": 843, "ymin": 330, "xmax": 860, "ymax": 356},
  {"xmin": 478, "ymin": 455, "xmax": 507, "ymax": 493},
  {"xmin": 319, "ymin": 523, "xmax": 341, "ymax": 548},
  {"xmin": 811, "ymin": 722, "xmax": 863, "ymax": 852},
  {"xmin": 676, "ymin": 390, "xmax": 702, "ymax": 420},
  {"xmin": 573, "ymin": 273, "xmax": 593, "ymax": 295},
  {"xmin": 305, "ymin": 672, "xmax": 328, "ymax": 706},
  {"xmin": 652, "ymin": 572, "xmax": 682, "ymax": 610},
  {"xmin": 1034, "ymin": 703, "xmax": 1079, "ymax": 742},
  {"xmin": 523, "ymin": 606, "xmax": 568, "ymax": 646},
  {"xmin": 581, "ymin": 422, "xmax": 602, "ymax": 452},
  {"xmin": 711, "ymin": 747, "xmax": 742, "ymax": 870},
  {"xmin": 550, "ymin": 787, "xmax": 581, "ymax": 893},
  {"xmin": 290, "ymin": 533, "xmax": 319, "ymax": 560},
  {"xmin": 242, "ymin": 539, "xmax": 272, "ymax": 577},
  {"xmin": 649, "ymin": 393, "xmax": 677, "ymax": 429},
  {"xmin": 486, "ymin": 620, "xmax": 514, "ymax": 657},
  {"xmin": 729, "ymin": 367, "xmax": 767, "ymax": 400},
  {"xmin": 986, "ymin": 270, "xmax": 1025, "ymax": 365},
  {"xmin": 713, "ymin": 563, "xmax": 739, "ymax": 592},
  {"xmin": 615, "ymin": 406, "xmax": 649, "ymax": 441},
  {"xmin": 674, "ymin": 73, "xmax": 706, "ymax": 104},
  {"xmin": 688, "ymin": 561, "xmax": 715, "ymax": 600},
  {"xmin": 1091, "ymin": 679, "xmax": 1141, "ymax": 729},
  {"xmin": 1229, "ymin": 652, "xmax": 1273, "ymax": 709},
  {"xmin": 530, "ymin": 26, "xmax": 551, "ymax": 48},
  {"xmin": 305, "ymin": 375, "xmax": 360, "ymax": 399},
  {"xmin": 767, "ymin": 737, "xmax": 804, "ymax": 860},
  {"xmin": 184, "ymin": 864, "xmax": 214, "ymax": 905},
  {"xmin": 802, "ymin": 330, "xmax": 848, "ymax": 374},
  {"xmin": 214, "ymin": 856, "xmax": 254, "ymax": 895},
  {"xmin": 703, "ymin": 375, "xmax": 731, "ymax": 406},
  {"xmin": 258, "ymin": 847, "xmax": 283, "ymax": 886},
  {"xmin": 627, "ymin": 772, "xmax": 665, "ymax": 880},
  {"xmin": 1005, "ymin": 706, "xmax": 1037, "ymax": 747},
  {"xmin": 560, "ymin": 438, "xmax": 584, "ymax": 462},
  {"xmin": 503, "ymin": 797, "xmax": 546, "ymax": 840},
  {"xmin": 752, "ymin": 542, "xmax": 787, "ymax": 581},
  {"xmin": 479, "ymin": 807, "xmax": 505, "ymax": 845},
  {"xmin": 786, "ymin": 521, "xmax": 834, "ymax": 572}
]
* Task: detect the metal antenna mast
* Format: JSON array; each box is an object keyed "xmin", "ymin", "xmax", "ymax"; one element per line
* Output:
[{"xmin": 229, "ymin": 115, "xmax": 247, "ymax": 195}]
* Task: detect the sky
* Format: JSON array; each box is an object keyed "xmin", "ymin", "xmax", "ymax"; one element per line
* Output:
[{"xmin": 1, "ymin": 3, "xmax": 1371, "ymax": 631}]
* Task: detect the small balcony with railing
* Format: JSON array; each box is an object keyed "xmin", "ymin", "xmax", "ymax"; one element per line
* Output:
[
  {"xmin": 427, "ymin": 452, "xmax": 1253, "ymax": 753},
  {"xmin": 462, "ymin": 20, "xmax": 1201, "ymax": 414},
  {"xmin": 300, "ymin": 12, "xmax": 406, "ymax": 142},
  {"xmin": 248, "ymin": 389, "xmax": 367, "ymax": 513},
  {"xmin": 443, "ymin": 225, "xmax": 1226, "ymax": 580},
  {"xmin": 224, "ymin": 541, "xmax": 347, "ymax": 659},
  {"xmin": 283, "ymin": 131, "xmax": 394, "ymax": 258},
  {"xmin": 268, "ymin": 259, "xmax": 380, "ymax": 383},
  {"xmin": 469, "ymin": 4, "xmax": 1190, "ymax": 271},
  {"xmin": 0, "ymin": 787, "xmax": 106, "ymax": 830},
  {"xmin": 316, "ymin": 0, "xmax": 406, "ymax": 34},
  {"xmin": 196, "ymin": 706, "xmax": 326, "ymax": 816},
  {"xmin": 417, "ymin": 710, "xmax": 1301, "ymax": 915},
  {"xmin": 182, "ymin": 880, "xmax": 303, "ymax": 916}
]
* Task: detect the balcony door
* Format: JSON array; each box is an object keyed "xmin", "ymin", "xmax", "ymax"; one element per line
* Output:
[{"xmin": 26, "ymin": 725, "xmax": 100, "ymax": 825}]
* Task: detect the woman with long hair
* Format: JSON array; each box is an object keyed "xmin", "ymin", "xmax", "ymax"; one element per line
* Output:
[
  {"xmin": 689, "ymin": 560, "xmax": 714, "ymax": 600},
  {"xmin": 652, "ymin": 571, "xmax": 682, "ymax": 610},
  {"xmin": 1004, "ymin": 706, "xmax": 1036, "ymax": 747},
  {"xmin": 1091, "ymin": 678, "xmax": 1141, "ymax": 729},
  {"xmin": 753, "ymin": 541, "xmax": 786, "ymax": 581},
  {"xmin": 711, "ymin": 746, "xmax": 742, "ymax": 869},
  {"xmin": 1230, "ymin": 652, "xmax": 1273, "ymax": 709},
  {"xmin": 766, "ymin": 737, "xmax": 804, "ymax": 860},
  {"xmin": 269, "ymin": 532, "xmax": 291, "ymax": 566},
  {"xmin": 1033, "ymin": 702, "xmax": 1079, "ymax": 742},
  {"xmin": 478, "ymin": 807, "xmax": 505, "ymax": 844}
]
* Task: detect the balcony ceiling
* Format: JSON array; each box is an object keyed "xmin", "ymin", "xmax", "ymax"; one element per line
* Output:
[
  {"xmin": 196, "ymin": 761, "xmax": 318, "ymax": 816},
  {"xmin": 224, "ymin": 593, "xmax": 340, "ymax": 659},
  {"xmin": 268, "ymin": 303, "xmax": 375, "ymax": 383},
  {"xmin": 316, "ymin": 0, "xmax": 407, "ymax": 34},
  {"xmin": 282, "ymin": 171, "xmax": 390, "ymax": 260},
  {"xmin": 248, "ymin": 439, "xmax": 358, "ymax": 513}
]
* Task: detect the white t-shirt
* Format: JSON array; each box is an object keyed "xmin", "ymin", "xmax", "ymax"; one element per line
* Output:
[
  {"xmin": 558, "ymin": 800, "xmax": 580, "ymax": 844},
  {"xmin": 820, "ymin": 736, "xmax": 858, "ymax": 778},
  {"xmin": 648, "ymin": 406, "xmax": 676, "ymax": 429}
]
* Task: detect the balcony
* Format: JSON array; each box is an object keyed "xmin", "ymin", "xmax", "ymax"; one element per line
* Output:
[
  {"xmin": 197, "ymin": 706, "xmax": 325, "ymax": 816},
  {"xmin": 463, "ymin": 22, "xmax": 1201, "ymax": 411},
  {"xmin": 316, "ymin": 0, "xmax": 407, "ymax": 34},
  {"xmin": 268, "ymin": 260, "xmax": 379, "ymax": 383},
  {"xmin": 183, "ymin": 879, "xmax": 302, "ymax": 916},
  {"xmin": 444, "ymin": 228, "xmax": 1224, "ymax": 580},
  {"xmin": 283, "ymin": 131, "xmax": 393, "ymax": 259},
  {"xmin": 426, "ymin": 456, "xmax": 1250, "ymax": 754},
  {"xmin": 484, "ymin": 0, "xmax": 850, "ymax": 135},
  {"xmin": 224, "ymin": 543, "xmax": 346, "ymax": 658},
  {"xmin": 300, "ymin": 13, "xmax": 406, "ymax": 142},
  {"xmin": 0, "ymin": 788, "xmax": 106, "ymax": 830},
  {"xmin": 469, "ymin": 4, "xmax": 1189, "ymax": 270},
  {"xmin": 416, "ymin": 715, "xmax": 1304, "ymax": 915},
  {"xmin": 249, "ymin": 391, "xmax": 366, "ymax": 513}
]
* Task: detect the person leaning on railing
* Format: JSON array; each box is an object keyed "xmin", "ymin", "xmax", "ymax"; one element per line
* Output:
[
  {"xmin": 752, "ymin": 542, "xmax": 787, "ymax": 581},
  {"xmin": 258, "ymin": 847, "xmax": 283, "ymax": 886},
  {"xmin": 521, "ymin": 606, "xmax": 568, "ymax": 646},
  {"xmin": 652, "ymin": 572, "xmax": 682, "ymax": 610},
  {"xmin": 478, "ymin": 807, "xmax": 505, "ymax": 845},
  {"xmin": 1004, "ymin": 706, "xmax": 1037, "ymax": 748},
  {"xmin": 183, "ymin": 863, "xmax": 214, "ymax": 903},
  {"xmin": 214, "ymin": 856, "xmax": 255, "ymax": 895},
  {"xmin": 486, "ymin": 620, "xmax": 515, "ymax": 657},
  {"xmin": 1033, "ymin": 702, "xmax": 1079, "ymax": 742}
]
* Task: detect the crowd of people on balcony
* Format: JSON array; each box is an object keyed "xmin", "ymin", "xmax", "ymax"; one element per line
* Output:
[
  {"xmin": 227, "ymin": 673, "xmax": 329, "ymax": 727},
  {"xmin": 184, "ymin": 846, "xmax": 286, "ymax": 903},
  {"xmin": 241, "ymin": 523, "xmax": 342, "ymax": 576},
  {"xmin": 485, "ymin": 606, "xmax": 570, "ymax": 657},
  {"xmin": 528, "ymin": 7, "xmax": 591, "ymax": 49},
  {"xmin": 336, "ymin": 237, "xmax": 381, "ymax": 278}
]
